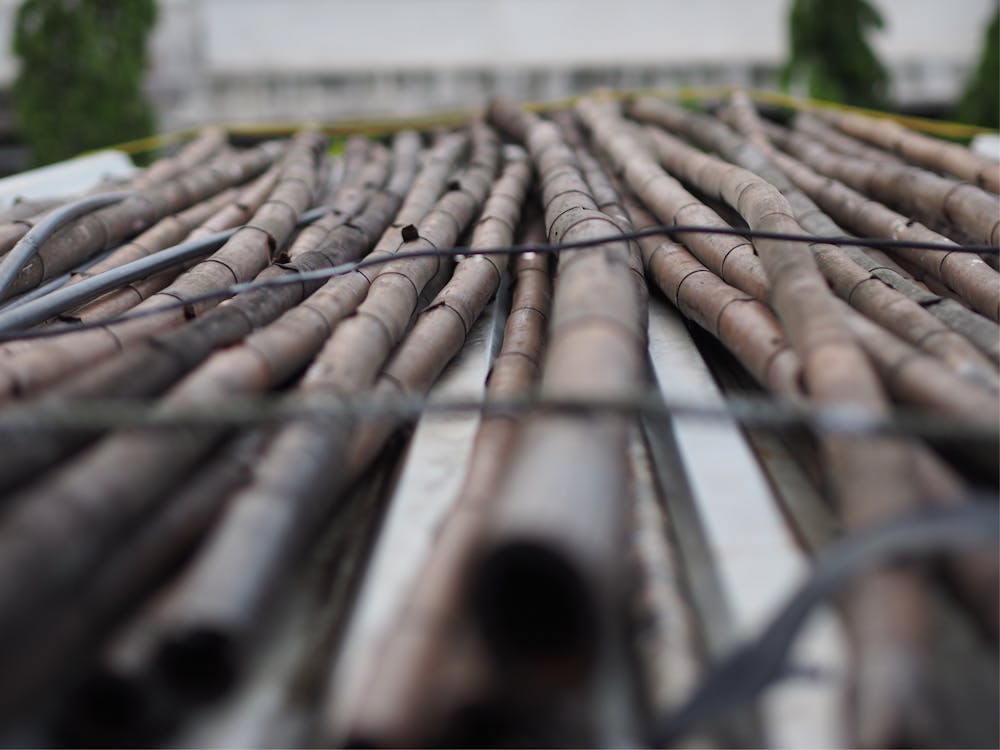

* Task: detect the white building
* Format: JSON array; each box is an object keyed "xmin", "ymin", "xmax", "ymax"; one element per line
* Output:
[{"xmin": 0, "ymin": 0, "xmax": 996, "ymax": 132}]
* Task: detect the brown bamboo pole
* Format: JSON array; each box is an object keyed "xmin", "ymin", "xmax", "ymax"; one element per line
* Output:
[
  {"xmin": 793, "ymin": 112, "xmax": 900, "ymax": 165},
  {"xmin": 321, "ymin": 156, "xmax": 535, "ymax": 748},
  {"xmin": 626, "ymin": 197, "xmax": 802, "ymax": 396},
  {"xmin": 748, "ymin": 112, "xmax": 1000, "ymax": 250},
  {"xmin": 0, "ymin": 141, "xmax": 284, "ymax": 300},
  {"xmin": 767, "ymin": 123, "xmax": 1000, "ymax": 321},
  {"xmin": 129, "ymin": 127, "xmax": 230, "ymax": 191},
  {"xmin": 642, "ymin": 96, "xmax": 997, "ymax": 382},
  {"xmin": 0, "ymin": 131, "xmax": 326, "ymax": 401},
  {"xmin": 67, "ymin": 165, "xmax": 284, "ymax": 322},
  {"xmin": 0, "ymin": 135, "xmax": 413, "ymax": 496},
  {"xmin": 752, "ymin": 139, "xmax": 1000, "ymax": 362},
  {"xmin": 0, "ymin": 130, "xmax": 330, "ymax": 644},
  {"xmin": 0, "ymin": 129, "xmax": 463, "ymax": 692},
  {"xmin": 0, "ymin": 430, "xmax": 265, "ymax": 721},
  {"xmin": 628, "ymin": 97, "xmax": 1000, "ymax": 366},
  {"xmin": 457, "ymin": 101, "xmax": 645, "ymax": 699},
  {"xmin": 141, "ymin": 125, "xmax": 498, "ymax": 698},
  {"xmin": 284, "ymin": 138, "xmax": 389, "ymax": 261},
  {"xmin": 820, "ymin": 108, "xmax": 1000, "ymax": 193},
  {"xmin": 579, "ymin": 98, "xmax": 935, "ymax": 747},
  {"xmin": 838, "ymin": 297, "xmax": 1000, "ymax": 420}
]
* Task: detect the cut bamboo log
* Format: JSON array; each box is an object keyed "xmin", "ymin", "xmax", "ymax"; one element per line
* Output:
[
  {"xmin": 467, "ymin": 99, "xmax": 646, "ymax": 696},
  {"xmin": 0, "ymin": 134, "xmax": 412, "ymax": 495},
  {"xmin": 819, "ymin": 109, "xmax": 1000, "ymax": 193},
  {"xmin": 144, "ymin": 124, "xmax": 498, "ymax": 700},
  {"xmin": 0, "ymin": 130, "xmax": 329, "ymax": 654},
  {"xmin": 625, "ymin": 197, "xmax": 802, "ymax": 396},
  {"xmin": 581, "ymin": 98, "xmax": 935, "ymax": 747},
  {"xmin": 130, "ymin": 127, "xmax": 230, "ymax": 191},
  {"xmin": 0, "ymin": 141, "xmax": 284, "ymax": 300},
  {"xmin": 284, "ymin": 138, "xmax": 389, "ymax": 261},
  {"xmin": 629, "ymin": 97, "xmax": 997, "ymax": 382},
  {"xmin": 747, "ymin": 113, "xmax": 1000, "ymax": 251},
  {"xmin": 0, "ymin": 430, "xmax": 265, "ymax": 720},
  {"xmin": 0, "ymin": 130, "xmax": 326, "ymax": 401},
  {"xmin": 321, "ymin": 155, "xmax": 535, "ymax": 748},
  {"xmin": 766, "ymin": 122, "xmax": 1000, "ymax": 321}
]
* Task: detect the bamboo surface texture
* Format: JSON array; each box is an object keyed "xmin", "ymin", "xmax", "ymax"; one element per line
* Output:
[{"xmin": 0, "ymin": 94, "xmax": 995, "ymax": 749}]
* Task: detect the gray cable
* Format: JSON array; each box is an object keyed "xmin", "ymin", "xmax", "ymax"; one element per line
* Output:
[
  {"xmin": 0, "ymin": 206, "xmax": 327, "ymax": 333},
  {"xmin": 0, "ymin": 191, "xmax": 133, "ymax": 300}
]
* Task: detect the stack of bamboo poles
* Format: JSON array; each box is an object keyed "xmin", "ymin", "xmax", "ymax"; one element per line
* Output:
[{"xmin": 0, "ymin": 93, "xmax": 995, "ymax": 749}]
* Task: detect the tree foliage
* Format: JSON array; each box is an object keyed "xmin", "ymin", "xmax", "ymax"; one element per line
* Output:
[
  {"xmin": 781, "ymin": 0, "xmax": 890, "ymax": 109},
  {"xmin": 12, "ymin": 0, "xmax": 157, "ymax": 166},
  {"xmin": 956, "ymin": 7, "xmax": 999, "ymax": 128}
]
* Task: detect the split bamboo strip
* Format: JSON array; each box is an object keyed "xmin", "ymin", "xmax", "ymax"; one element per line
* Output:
[
  {"xmin": 469, "ymin": 99, "xmax": 646, "ymax": 689},
  {"xmin": 0, "ymin": 141, "xmax": 284, "ymax": 300},
  {"xmin": 0, "ymin": 131, "xmax": 326, "ymax": 401},
  {"xmin": 767, "ymin": 123, "xmax": 1000, "ymax": 321},
  {"xmin": 323, "ymin": 155, "xmax": 534, "ymax": 747},
  {"xmin": 145, "ymin": 125, "xmax": 499, "ymax": 697},
  {"xmin": 582, "ymin": 99, "xmax": 937, "ymax": 747},
  {"xmin": 751, "ymin": 115, "xmax": 1000, "ymax": 250},
  {"xmin": 820, "ymin": 109, "xmax": 1000, "ymax": 193},
  {"xmin": 629, "ymin": 97, "xmax": 997, "ymax": 381},
  {"xmin": 0, "ymin": 135, "xmax": 407, "ymax": 495}
]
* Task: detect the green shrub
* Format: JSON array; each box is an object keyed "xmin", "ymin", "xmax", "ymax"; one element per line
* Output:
[
  {"xmin": 956, "ymin": 7, "xmax": 999, "ymax": 128},
  {"xmin": 781, "ymin": 0, "xmax": 890, "ymax": 109},
  {"xmin": 12, "ymin": 0, "xmax": 158, "ymax": 165}
]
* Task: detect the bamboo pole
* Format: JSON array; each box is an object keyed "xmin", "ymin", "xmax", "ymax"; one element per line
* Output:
[
  {"xmin": 579, "ymin": 97, "xmax": 936, "ymax": 747},
  {"xmin": 793, "ymin": 112, "xmax": 900, "ymax": 165},
  {"xmin": 284, "ymin": 138, "xmax": 389, "ymax": 261},
  {"xmin": 0, "ymin": 129, "xmax": 330, "ymax": 647},
  {"xmin": 461, "ymin": 100, "xmax": 645, "ymax": 698},
  {"xmin": 625, "ymin": 197, "xmax": 802, "ymax": 396},
  {"xmin": 0, "ymin": 130, "xmax": 466, "ymax": 698},
  {"xmin": 0, "ymin": 430, "xmax": 265, "ymax": 721},
  {"xmin": 628, "ymin": 97, "xmax": 997, "ymax": 381},
  {"xmin": 129, "ymin": 127, "xmax": 230, "ymax": 191},
  {"xmin": 67, "ymin": 166, "xmax": 284, "ymax": 323},
  {"xmin": 766, "ymin": 123, "xmax": 1000, "ymax": 321},
  {"xmin": 143, "ymin": 125, "xmax": 498, "ymax": 699},
  {"xmin": 0, "ymin": 131, "xmax": 326, "ymax": 401},
  {"xmin": 0, "ymin": 141, "xmax": 284, "ymax": 300},
  {"xmin": 0, "ymin": 135, "xmax": 410, "ymax": 496},
  {"xmin": 321, "ymin": 155, "xmax": 535, "ymax": 748},
  {"xmin": 819, "ymin": 109, "xmax": 1000, "ymax": 193},
  {"xmin": 747, "ymin": 112, "xmax": 1000, "ymax": 250},
  {"xmin": 734, "ymin": 133, "xmax": 1000, "ymax": 362}
]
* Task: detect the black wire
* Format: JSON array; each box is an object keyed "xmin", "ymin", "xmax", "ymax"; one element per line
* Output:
[
  {"xmin": 649, "ymin": 498, "xmax": 999, "ymax": 747},
  {"xmin": 0, "ymin": 222, "xmax": 996, "ymax": 343}
]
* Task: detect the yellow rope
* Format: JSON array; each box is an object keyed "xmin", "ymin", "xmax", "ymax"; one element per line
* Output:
[{"xmin": 105, "ymin": 85, "xmax": 998, "ymax": 157}]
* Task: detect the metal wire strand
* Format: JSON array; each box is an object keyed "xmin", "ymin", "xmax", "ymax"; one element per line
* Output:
[{"xmin": 0, "ymin": 222, "xmax": 996, "ymax": 341}]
